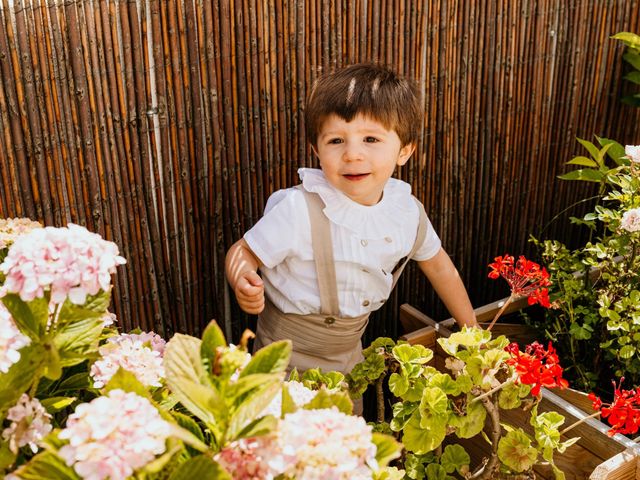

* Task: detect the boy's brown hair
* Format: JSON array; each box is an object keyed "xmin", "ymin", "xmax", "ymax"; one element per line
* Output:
[{"xmin": 305, "ymin": 63, "xmax": 422, "ymax": 148}]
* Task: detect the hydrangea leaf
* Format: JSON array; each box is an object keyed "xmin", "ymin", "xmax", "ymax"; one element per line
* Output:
[
  {"xmin": 53, "ymin": 316, "xmax": 105, "ymax": 367},
  {"xmin": 497, "ymin": 429, "xmax": 538, "ymax": 472},
  {"xmin": 6, "ymin": 451, "xmax": 79, "ymax": 480},
  {"xmin": 227, "ymin": 379, "xmax": 282, "ymax": 440},
  {"xmin": 440, "ymin": 444, "xmax": 470, "ymax": 474},
  {"xmin": 372, "ymin": 432, "xmax": 403, "ymax": 467},
  {"xmin": 200, "ymin": 320, "xmax": 227, "ymax": 363},
  {"xmin": 1, "ymin": 293, "xmax": 49, "ymax": 339},
  {"xmin": 0, "ymin": 343, "xmax": 45, "ymax": 417},
  {"xmin": 240, "ymin": 340, "xmax": 291, "ymax": 376},
  {"xmin": 57, "ymin": 291, "xmax": 110, "ymax": 329},
  {"xmin": 167, "ymin": 455, "xmax": 232, "ymax": 480}
]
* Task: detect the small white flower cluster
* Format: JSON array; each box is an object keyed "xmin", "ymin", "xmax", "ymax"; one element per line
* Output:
[
  {"xmin": 261, "ymin": 381, "xmax": 319, "ymax": 418},
  {"xmin": 626, "ymin": 145, "xmax": 640, "ymax": 164},
  {"xmin": 1, "ymin": 394, "xmax": 52, "ymax": 454},
  {"xmin": 58, "ymin": 389, "xmax": 171, "ymax": 480},
  {"xmin": 621, "ymin": 208, "xmax": 640, "ymax": 233},
  {"xmin": 0, "ymin": 224, "xmax": 126, "ymax": 305},
  {"xmin": 217, "ymin": 407, "xmax": 378, "ymax": 480},
  {"xmin": 90, "ymin": 332, "xmax": 166, "ymax": 389},
  {"xmin": 0, "ymin": 303, "xmax": 31, "ymax": 373},
  {"xmin": 0, "ymin": 218, "xmax": 42, "ymax": 250}
]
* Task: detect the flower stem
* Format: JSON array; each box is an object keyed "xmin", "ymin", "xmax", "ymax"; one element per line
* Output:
[
  {"xmin": 559, "ymin": 411, "xmax": 601, "ymax": 435},
  {"xmin": 470, "ymin": 378, "xmax": 515, "ymax": 404},
  {"xmin": 486, "ymin": 294, "xmax": 515, "ymax": 331}
]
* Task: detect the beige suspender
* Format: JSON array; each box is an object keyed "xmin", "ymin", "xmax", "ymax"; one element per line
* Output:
[{"xmin": 299, "ymin": 187, "xmax": 429, "ymax": 317}]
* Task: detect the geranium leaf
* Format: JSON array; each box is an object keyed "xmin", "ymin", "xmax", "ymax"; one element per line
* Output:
[
  {"xmin": 404, "ymin": 411, "xmax": 446, "ymax": 454},
  {"xmin": 371, "ymin": 432, "xmax": 402, "ymax": 467},
  {"xmin": 303, "ymin": 388, "xmax": 353, "ymax": 414},
  {"xmin": 450, "ymin": 397, "xmax": 486, "ymax": 438},
  {"xmin": 441, "ymin": 444, "xmax": 470, "ymax": 474}
]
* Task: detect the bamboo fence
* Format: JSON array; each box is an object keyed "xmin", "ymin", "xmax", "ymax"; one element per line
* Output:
[{"xmin": 0, "ymin": 0, "xmax": 639, "ymax": 342}]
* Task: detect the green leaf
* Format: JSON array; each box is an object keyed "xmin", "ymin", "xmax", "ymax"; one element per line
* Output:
[
  {"xmin": 55, "ymin": 372, "xmax": 91, "ymax": 393},
  {"xmin": 281, "ymin": 382, "xmax": 298, "ymax": 415},
  {"xmin": 164, "ymin": 334, "xmax": 225, "ymax": 429},
  {"xmin": 102, "ymin": 367, "xmax": 151, "ymax": 398},
  {"xmin": 200, "ymin": 320, "xmax": 227, "ymax": 363},
  {"xmin": 303, "ymin": 388, "xmax": 353, "ymax": 414},
  {"xmin": 425, "ymin": 463, "xmax": 448, "ymax": 480},
  {"xmin": 392, "ymin": 344, "xmax": 433, "ymax": 364},
  {"xmin": 558, "ymin": 169, "xmax": 604, "ymax": 182},
  {"xmin": 576, "ymin": 138, "xmax": 601, "ymax": 164},
  {"xmin": 56, "ymin": 293, "xmax": 108, "ymax": 329},
  {"xmin": 0, "ymin": 343, "xmax": 45, "ymax": 416},
  {"xmin": 167, "ymin": 455, "xmax": 232, "ymax": 480},
  {"xmin": 403, "ymin": 411, "xmax": 447, "ymax": 454},
  {"xmin": 497, "ymin": 429, "xmax": 538, "ymax": 473},
  {"xmin": 612, "ymin": 31, "xmax": 640, "ymax": 49},
  {"xmin": 596, "ymin": 136, "xmax": 628, "ymax": 165},
  {"xmin": 227, "ymin": 379, "xmax": 282, "ymax": 440},
  {"xmin": 388, "ymin": 372, "xmax": 409, "ymax": 396},
  {"xmin": 234, "ymin": 414, "xmax": 278, "ymax": 440},
  {"xmin": 440, "ymin": 444, "xmax": 470, "ymax": 474},
  {"xmin": 166, "ymin": 423, "xmax": 210, "ymax": 453},
  {"xmin": 8, "ymin": 451, "xmax": 80, "ymax": 479},
  {"xmin": 623, "ymin": 51, "xmax": 640, "ymax": 71},
  {"xmin": 40, "ymin": 396, "xmax": 76, "ymax": 413},
  {"xmin": 419, "ymin": 387, "xmax": 449, "ymax": 415},
  {"xmin": 1, "ymin": 294, "xmax": 49, "ymax": 339},
  {"xmin": 239, "ymin": 340, "xmax": 291, "ymax": 377},
  {"xmin": 0, "ymin": 439, "xmax": 17, "ymax": 470},
  {"xmin": 499, "ymin": 382, "xmax": 523, "ymax": 409},
  {"xmin": 623, "ymin": 71, "xmax": 640, "ymax": 84},
  {"xmin": 53, "ymin": 317, "xmax": 105, "ymax": 367},
  {"xmin": 620, "ymin": 344, "xmax": 636, "ymax": 359},
  {"xmin": 43, "ymin": 342, "xmax": 62, "ymax": 380},
  {"xmin": 429, "ymin": 373, "xmax": 462, "ymax": 396},
  {"xmin": 371, "ymin": 432, "xmax": 403, "ymax": 467},
  {"xmin": 450, "ymin": 397, "xmax": 486, "ymax": 438},
  {"xmin": 171, "ymin": 410, "xmax": 205, "ymax": 443},
  {"xmin": 567, "ymin": 156, "xmax": 598, "ymax": 167}
]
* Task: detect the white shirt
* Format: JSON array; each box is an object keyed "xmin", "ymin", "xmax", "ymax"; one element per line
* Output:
[{"xmin": 244, "ymin": 168, "xmax": 441, "ymax": 317}]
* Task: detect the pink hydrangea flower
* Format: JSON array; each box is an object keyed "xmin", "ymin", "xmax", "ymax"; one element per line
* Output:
[
  {"xmin": 100, "ymin": 311, "xmax": 117, "ymax": 328},
  {"xmin": 625, "ymin": 145, "xmax": 640, "ymax": 164},
  {"xmin": 621, "ymin": 208, "xmax": 640, "ymax": 233},
  {"xmin": 261, "ymin": 381, "xmax": 319, "ymax": 418},
  {"xmin": 2, "ymin": 394, "xmax": 52, "ymax": 453},
  {"xmin": 0, "ymin": 224, "xmax": 126, "ymax": 305},
  {"xmin": 90, "ymin": 332, "xmax": 166, "ymax": 389},
  {"xmin": 58, "ymin": 389, "xmax": 171, "ymax": 480},
  {"xmin": 277, "ymin": 407, "xmax": 378, "ymax": 479},
  {"xmin": 215, "ymin": 435, "xmax": 289, "ymax": 479},
  {"xmin": 0, "ymin": 218, "xmax": 42, "ymax": 250},
  {"xmin": 0, "ymin": 303, "xmax": 31, "ymax": 373}
]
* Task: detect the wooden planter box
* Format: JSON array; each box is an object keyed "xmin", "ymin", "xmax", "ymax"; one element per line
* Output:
[{"xmin": 398, "ymin": 302, "xmax": 640, "ymax": 480}]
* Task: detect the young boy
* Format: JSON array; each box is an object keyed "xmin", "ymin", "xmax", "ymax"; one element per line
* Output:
[{"xmin": 226, "ymin": 63, "xmax": 477, "ymax": 378}]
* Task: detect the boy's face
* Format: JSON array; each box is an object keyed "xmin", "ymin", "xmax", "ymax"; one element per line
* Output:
[{"xmin": 313, "ymin": 114, "xmax": 415, "ymax": 206}]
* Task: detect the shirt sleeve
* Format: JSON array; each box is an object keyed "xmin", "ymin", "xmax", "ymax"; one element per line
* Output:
[
  {"xmin": 243, "ymin": 188, "xmax": 310, "ymax": 269},
  {"xmin": 411, "ymin": 214, "xmax": 442, "ymax": 261}
]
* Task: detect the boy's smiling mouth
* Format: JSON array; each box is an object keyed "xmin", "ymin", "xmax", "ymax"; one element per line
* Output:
[{"xmin": 342, "ymin": 173, "xmax": 370, "ymax": 181}]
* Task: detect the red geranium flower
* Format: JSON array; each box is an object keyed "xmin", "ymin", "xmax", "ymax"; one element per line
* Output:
[
  {"xmin": 488, "ymin": 254, "xmax": 551, "ymax": 308},
  {"xmin": 506, "ymin": 341, "xmax": 569, "ymax": 397},
  {"xmin": 589, "ymin": 378, "xmax": 640, "ymax": 437}
]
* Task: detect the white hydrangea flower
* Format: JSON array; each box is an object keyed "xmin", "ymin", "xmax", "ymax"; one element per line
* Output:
[
  {"xmin": 0, "ymin": 218, "xmax": 42, "ymax": 250},
  {"xmin": 261, "ymin": 381, "xmax": 319, "ymax": 418},
  {"xmin": 0, "ymin": 303, "xmax": 31, "ymax": 373},
  {"xmin": 90, "ymin": 332, "xmax": 166, "ymax": 389},
  {"xmin": 621, "ymin": 208, "xmax": 640, "ymax": 233},
  {"xmin": 58, "ymin": 389, "xmax": 171, "ymax": 480},
  {"xmin": 625, "ymin": 144, "xmax": 640, "ymax": 164},
  {"xmin": 2, "ymin": 394, "xmax": 52, "ymax": 454}
]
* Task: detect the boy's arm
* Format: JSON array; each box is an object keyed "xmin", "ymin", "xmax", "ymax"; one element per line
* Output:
[
  {"xmin": 417, "ymin": 248, "xmax": 478, "ymax": 327},
  {"xmin": 225, "ymin": 239, "xmax": 265, "ymax": 314}
]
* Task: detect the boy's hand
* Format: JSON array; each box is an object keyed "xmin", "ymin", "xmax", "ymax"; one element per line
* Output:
[{"xmin": 234, "ymin": 270, "xmax": 265, "ymax": 314}]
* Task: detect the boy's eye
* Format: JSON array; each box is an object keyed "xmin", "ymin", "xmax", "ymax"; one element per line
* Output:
[
  {"xmin": 364, "ymin": 136, "xmax": 379, "ymax": 143},
  {"xmin": 327, "ymin": 138, "xmax": 343, "ymax": 144}
]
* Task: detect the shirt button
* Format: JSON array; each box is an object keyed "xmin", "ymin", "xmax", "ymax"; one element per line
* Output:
[
  {"xmin": 324, "ymin": 316, "xmax": 336, "ymax": 325},
  {"xmin": 385, "ymin": 237, "xmax": 393, "ymax": 243},
  {"xmin": 362, "ymin": 300, "xmax": 370, "ymax": 307},
  {"xmin": 361, "ymin": 239, "xmax": 368, "ymax": 246}
]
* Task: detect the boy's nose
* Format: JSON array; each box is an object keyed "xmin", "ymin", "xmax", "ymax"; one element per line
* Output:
[{"xmin": 342, "ymin": 142, "xmax": 363, "ymax": 161}]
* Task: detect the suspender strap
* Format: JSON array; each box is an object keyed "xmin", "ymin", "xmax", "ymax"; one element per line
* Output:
[
  {"xmin": 390, "ymin": 197, "xmax": 428, "ymax": 289},
  {"xmin": 299, "ymin": 188, "xmax": 341, "ymax": 316}
]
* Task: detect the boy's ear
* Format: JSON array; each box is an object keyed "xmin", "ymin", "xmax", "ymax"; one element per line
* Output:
[
  {"xmin": 310, "ymin": 144, "xmax": 319, "ymax": 158},
  {"xmin": 397, "ymin": 143, "xmax": 416, "ymax": 166}
]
